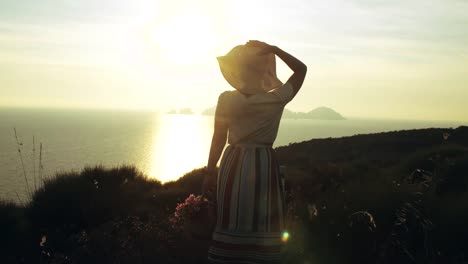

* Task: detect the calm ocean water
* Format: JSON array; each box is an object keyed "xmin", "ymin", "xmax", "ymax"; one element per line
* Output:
[{"xmin": 0, "ymin": 108, "xmax": 463, "ymax": 201}]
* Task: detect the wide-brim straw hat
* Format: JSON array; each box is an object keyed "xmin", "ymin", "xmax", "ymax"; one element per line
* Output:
[{"xmin": 217, "ymin": 45, "xmax": 283, "ymax": 94}]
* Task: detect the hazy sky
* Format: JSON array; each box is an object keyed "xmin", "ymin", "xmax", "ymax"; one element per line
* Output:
[{"xmin": 1, "ymin": 0, "xmax": 467, "ymax": 121}]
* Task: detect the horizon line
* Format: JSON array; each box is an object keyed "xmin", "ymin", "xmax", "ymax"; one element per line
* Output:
[{"xmin": 0, "ymin": 105, "xmax": 466, "ymax": 124}]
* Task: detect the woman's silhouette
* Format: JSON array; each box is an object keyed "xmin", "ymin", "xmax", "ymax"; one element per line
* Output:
[{"xmin": 203, "ymin": 40, "xmax": 307, "ymax": 263}]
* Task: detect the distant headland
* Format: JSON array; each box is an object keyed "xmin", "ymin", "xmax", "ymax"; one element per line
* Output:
[
  {"xmin": 282, "ymin": 107, "xmax": 345, "ymax": 120},
  {"xmin": 202, "ymin": 106, "xmax": 345, "ymax": 120}
]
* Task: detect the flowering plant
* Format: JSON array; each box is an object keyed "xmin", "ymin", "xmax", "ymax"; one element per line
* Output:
[{"xmin": 170, "ymin": 194, "xmax": 215, "ymax": 234}]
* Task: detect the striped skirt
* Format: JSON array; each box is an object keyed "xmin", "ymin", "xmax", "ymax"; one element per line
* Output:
[{"xmin": 208, "ymin": 144, "xmax": 285, "ymax": 264}]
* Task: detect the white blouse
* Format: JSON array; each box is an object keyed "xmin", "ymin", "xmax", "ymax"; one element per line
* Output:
[{"xmin": 215, "ymin": 82, "xmax": 295, "ymax": 146}]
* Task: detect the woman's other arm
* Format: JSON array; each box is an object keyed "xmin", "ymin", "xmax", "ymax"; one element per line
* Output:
[
  {"xmin": 206, "ymin": 120, "xmax": 227, "ymax": 172},
  {"xmin": 202, "ymin": 97, "xmax": 228, "ymax": 196}
]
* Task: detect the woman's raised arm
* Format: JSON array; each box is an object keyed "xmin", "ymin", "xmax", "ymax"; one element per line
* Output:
[{"xmin": 246, "ymin": 40, "xmax": 307, "ymax": 95}]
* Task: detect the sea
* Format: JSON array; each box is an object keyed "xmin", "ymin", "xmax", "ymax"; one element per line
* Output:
[{"xmin": 0, "ymin": 108, "xmax": 464, "ymax": 201}]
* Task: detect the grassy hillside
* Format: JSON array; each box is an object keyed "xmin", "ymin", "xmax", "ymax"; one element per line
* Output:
[
  {"xmin": 1, "ymin": 126, "xmax": 467, "ymax": 264},
  {"xmin": 276, "ymin": 126, "xmax": 468, "ymax": 263}
]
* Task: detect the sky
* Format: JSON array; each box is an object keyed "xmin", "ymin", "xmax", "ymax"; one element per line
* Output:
[{"xmin": 0, "ymin": 0, "xmax": 467, "ymax": 122}]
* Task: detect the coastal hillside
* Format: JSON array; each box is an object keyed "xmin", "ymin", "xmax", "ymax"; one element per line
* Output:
[{"xmin": 1, "ymin": 127, "xmax": 467, "ymax": 263}]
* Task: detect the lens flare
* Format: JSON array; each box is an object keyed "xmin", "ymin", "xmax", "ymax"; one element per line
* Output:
[{"xmin": 281, "ymin": 231, "xmax": 290, "ymax": 243}]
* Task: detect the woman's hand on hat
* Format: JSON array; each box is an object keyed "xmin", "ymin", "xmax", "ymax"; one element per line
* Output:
[{"xmin": 246, "ymin": 40, "xmax": 276, "ymax": 56}]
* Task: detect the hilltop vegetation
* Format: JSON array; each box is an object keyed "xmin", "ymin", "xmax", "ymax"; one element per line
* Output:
[{"xmin": 1, "ymin": 126, "xmax": 468, "ymax": 263}]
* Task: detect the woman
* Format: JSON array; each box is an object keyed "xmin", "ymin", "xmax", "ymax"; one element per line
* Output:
[{"xmin": 203, "ymin": 40, "xmax": 307, "ymax": 264}]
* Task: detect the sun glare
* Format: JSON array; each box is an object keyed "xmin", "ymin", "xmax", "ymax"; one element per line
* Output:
[
  {"xmin": 150, "ymin": 10, "xmax": 219, "ymax": 65},
  {"xmin": 149, "ymin": 115, "xmax": 213, "ymax": 183}
]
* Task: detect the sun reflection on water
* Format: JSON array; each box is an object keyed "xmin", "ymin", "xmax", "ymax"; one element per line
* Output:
[{"xmin": 149, "ymin": 115, "xmax": 213, "ymax": 183}]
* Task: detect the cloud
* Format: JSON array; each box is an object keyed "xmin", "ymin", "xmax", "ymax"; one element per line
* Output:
[{"xmin": 0, "ymin": 0, "xmax": 135, "ymax": 23}]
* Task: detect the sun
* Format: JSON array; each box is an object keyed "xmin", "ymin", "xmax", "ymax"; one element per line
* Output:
[{"xmin": 150, "ymin": 10, "xmax": 219, "ymax": 65}]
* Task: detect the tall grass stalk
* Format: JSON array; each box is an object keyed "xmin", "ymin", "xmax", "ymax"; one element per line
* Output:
[
  {"xmin": 14, "ymin": 190, "xmax": 23, "ymax": 205},
  {"xmin": 33, "ymin": 136, "xmax": 37, "ymax": 191},
  {"xmin": 39, "ymin": 142, "xmax": 44, "ymax": 183},
  {"xmin": 13, "ymin": 128, "xmax": 31, "ymax": 199}
]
